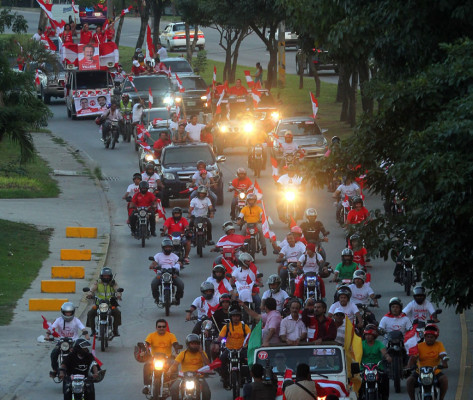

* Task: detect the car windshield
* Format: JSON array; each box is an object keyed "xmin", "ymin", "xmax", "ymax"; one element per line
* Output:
[
  {"xmin": 254, "ymin": 347, "xmax": 343, "ymax": 376},
  {"xmin": 76, "ymin": 71, "xmax": 108, "ymax": 89},
  {"xmin": 173, "ymin": 23, "xmax": 196, "ymax": 32},
  {"xmin": 163, "ymin": 146, "xmax": 215, "ymax": 166},
  {"xmin": 161, "ymin": 60, "xmax": 193, "ymax": 73},
  {"xmin": 277, "ymin": 120, "xmax": 322, "ymax": 136},
  {"xmin": 123, "ymin": 76, "xmax": 171, "ymax": 92},
  {"xmin": 142, "ymin": 108, "xmax": 171, "ymax": 121},
  {"xmin": 180, "ymin": 77, "xmax": 207, "ymax": 90}
]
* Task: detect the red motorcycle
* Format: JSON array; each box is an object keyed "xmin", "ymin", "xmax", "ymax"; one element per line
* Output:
[
  {"xmin": 244, "ymin": 223, "xmax": 260, "ymax": 259},
  {"xmin": 122, "ymin": 111, "xmax": 133, "ymax": 142}
]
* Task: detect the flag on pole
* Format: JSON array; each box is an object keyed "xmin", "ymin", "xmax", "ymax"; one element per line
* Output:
[
  {"xmin": 146, "ymin": 24, "xmax": 155, "ymax": 60},
  {"xmin": 310, "ymin": 92, "xmax": 318, "ymax": 119},
  {"xmin": 156, "ymin": 199, "xmax": 166, "ymax": 220},
  {"xmin": 120, "ymin": 5, "xmax": 133, "ymax": 17},
  {"xmin": 244, "ymin": 70, "xmax": 254, "ymax": 88},
  {"xmin": 215, "ymin": 90, "xmax": 225, "ymax": 114},
  {"xmin": 270, "ymin": 157, "xmax": 279, "ymax": 182},
  {"xmin": 404, "ymin": 324, "xmax": 420, "ymax": 356},
  {"xmin": 128, "ymin": 75, "xmax": 138, "ymax": 92},
  {"xmin": 315, "ymin": 380, "xmax": 350, "ymax": 397},
  {"xmin": 41, "ymin": 34, "xmax": 57, "ymax": 51},
  {"xmin": 91, "ymin": 334, "xmax": 104, "ymax": 367},
  {"xmin": 175, "ymin": 73, "xmax": 185, "ymax": 93},
  {"xmin": 41, "ymin": 316, "xmax": 60, "ymax": 337},
  {"xmin": 247, "ymin": 320, "xmax": 262, "ymax": 367},
  {"xmin": 251, "ymin": 88, "xmax": 261, "ymax": 109},
  {"xmin": 35, "ymin": 0, "xmax": 54, "ymax": 20},
  {"xmin": 71, "ymin": 0, "xmax": 79, "ymax": 13},
  {"xmin": 148, "ymin": 87, "xmax": 153, "ymax": 108},
  {"xmin": 212, "ymin": 66, "xmax": 217, "ymax": 90},
  {"xmin": 197, "ymin": 358, "xmax": 222, "ymax": 373}
]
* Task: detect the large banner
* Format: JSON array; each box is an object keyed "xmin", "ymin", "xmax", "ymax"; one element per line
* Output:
[
  {"xmin": 78, "ymin": 43, "xmax": 100, "ymax": 71},
  {"xmin": 73, "ymin": 89, "xmax": 111, "ymax": 117},
  {"xmin": 63, "ymin": 42, "xmax": 119, "ymax": 70}
]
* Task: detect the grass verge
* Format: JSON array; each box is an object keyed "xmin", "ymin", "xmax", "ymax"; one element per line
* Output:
[
  {"xmin": 0, "ymin": 220, "xmax": 52, "ymax": 325},
  {"xmin": 0, "ymin": 138, "xmax": 60, "ymax": 198}
]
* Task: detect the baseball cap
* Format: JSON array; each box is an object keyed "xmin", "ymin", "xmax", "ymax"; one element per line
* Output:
[{"xmin": 333, "ymin": 307, "xmax": 345, "ymax": 315}]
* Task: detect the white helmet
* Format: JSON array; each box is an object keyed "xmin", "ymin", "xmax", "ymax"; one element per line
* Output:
[
  {"xmin": 238, "ymin": 252, "xmax": 254, "ymax": 267},
  {"xmin": 61, "ymin": 302, "xmax": 76, "ymax": 322},
  {"xmin": 353, "ymin": 270, "xmax": 366, "ymax": 283}
]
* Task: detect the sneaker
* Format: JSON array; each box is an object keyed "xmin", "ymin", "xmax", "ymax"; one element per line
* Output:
[
  {"xmin": 262, "ymin": 247, "xmax": 267, "ymax": 256},
  {"xmin": 142, "ymin": 386, "xmax": 150, "ymax": 395}
]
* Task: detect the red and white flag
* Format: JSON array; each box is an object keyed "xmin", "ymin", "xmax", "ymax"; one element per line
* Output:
[
  {"xmin": 315, "ymin": 379, "xmax": 350, "ymax": 397},
  {"xmin": 310, "ymin": 92, "xmax": 318, "ymax": 119},
  {"xmin": 215, "ymin": 89, "xmax": 225, "ymax": 114},
  {"xmin": 212, "ymin": 65, "xmax": 217, "ymax": 90},
  {"xmin": 71, "ymin": 0, "xmax": 79, "ymax": 13},
  {"xmin": 99, "ymin": 42, "xmax": 119, "ymax": 70},
  {"xmin": 275, "ymin": 369, "xmax": 293, "ymax": 400},
  {"xmin": 41, "ymin": 34, "xmax": 57, "ymax": 51},
  {"xmin": 221, "ymin": 257, "xmax": 237, "ymax": 275},
  {"xmin": 254, "ymin": 181, "xmax": 277, "ymax": 242},
  {"xmin": 216, "ymin": 233, "xmax": 247, "ymax": 248},
  {"xmin": 41, "ymin": 315, "xmax": 60, "ymax": 337},
  {"xmin": 35, "ymin": 69, "xmax": 41, "ymax": 86},
  {"xmin": 48, "ymin": 17, "xmax": 66, "ymax": 35},
  {"xmin": 62, "ymin": 42, "xmax": 78, "ymax": 66},
  {"xmin": 175, "ymin": 73, "xmax": 185, "ymax": 93},
  {"xmin": 148, "ymin": 87, "xmax": 153, "ymax": 108},
  {"xmin": 35, "ymin": 0, "xmax": 54, "ymax": 20},
  {"xmin": 156, "ymin": 199, "xmax": 166, "ymax": 220},
  {"xmin": 251, "ymin": 88, "xmax": 261, "ymax": 109},
  {"xmin": 146, "ymin": 24, "xmax": 155, "ymax": 60},
  {"xmin": 176, "ymin": 106, "xmax": 181, "ymax": 119},
  {"xmin": 128, "ymin": 75, "xmax": 138, "ymax": 92},
  {"xmin": 120, "ymin": 5, "xmax": 133, "ymax": 17},
  {"xmin": 244, "ymin": 70, "xmax": 254, "ymax": 88},
  {"xmin": 197, "ymin": 358, "xmax": 222, "ymax": 373},
  {"xmin": 270, "ymin": 157, "xmax": 279, "ymax": 182},
  {"xmin": 404, "ymin": 324, "xmax": 420, "ymax": 356},
  {"xmin": 91, "ymin": 334, "xmax": 103, "ymax": 367},
  {"xmin": 254, "ymin": 80, "xmax": 262, "ymax": 89},
  {"xmin": 139, "ymin": 142, "xmax": 151, "ymax": 151}
]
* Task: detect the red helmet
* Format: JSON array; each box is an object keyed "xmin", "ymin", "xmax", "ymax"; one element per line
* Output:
[
  {"xmin": 290, "ymin": 226, "xmax": 302, "ymax": 235},
  {"xmin": 424, "ymin": 324, "xmax": 439, "ymax": 338},
  {"xmin": 363, "ymin": 324, "xmax": 378, "ymax": 337}
]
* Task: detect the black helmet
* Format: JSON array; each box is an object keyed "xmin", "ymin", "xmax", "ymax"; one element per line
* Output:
[
  {"xmin": 413, "ymin": 286, "xmax": 426, "ymax": 297},
  {"xmin": 146, "ymin": 162, "xmax": 154, "ymax": 170},
  {"xmin": 229, "ymin": 308, "xmax": 242, "ymax": 316},
  {"xmin": 73, "ymin": 338, "xmax": 91, "ymax": 355},
  {"xmin": 185, "ymin": 333, "xmax": 200, "ymax": 346},
  {"xmin": 133, "ymin": 173, "xmax": 142, "ymax": 180},
  {"xmin": 352, "ymin": 196, "xmax": 363, "ymax": 206},
  {"xmin": 139, "ymin": 181, "xmax": 149, "ymax": 190},
  {"xmin": 100, "ymin": 267, "xmax": 113, "ymax": 284},
  {"xmin": 60, "ymin": 302, "xmax": 76, "ymax": 322},
  {"xmin": 172, "ymin": 207, "xmax": 182, "ymax": 219},
  {"xmin": 389, "ymin": 297, "xmax": 403, "ymax": 310},
  {"xmin": 212, "ymin": 264, "xmax": 226, "ymax": 278},
  {"xmin": 336, "ymin": 286, "xmax": 352, "ymax": 301},
  {"xmin": 219, "ymin": 293, "xmax": 232, "ymax": 304},
  {"xmin": 161, "ymin": 238, "xmax": 173, "ymax": 249}
]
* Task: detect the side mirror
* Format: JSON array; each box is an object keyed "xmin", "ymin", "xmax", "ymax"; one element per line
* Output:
[
  {"xmin": 82, "ymin": 287, "xmax": 90, "ymax": 292},
  {"xmin": 117, "ymin": 288, "xmax": 124, "ymax": 293},
  {"xmin": 216, "ymin": 155, "xmax": 226, "ymax": 163},
  {"xmin": 148, "ymin": 256, "xmax": 155, "ymax": 261},
  {"xmin": 351, "ymin": 362, "xmax": 361, "ymax": 375}
]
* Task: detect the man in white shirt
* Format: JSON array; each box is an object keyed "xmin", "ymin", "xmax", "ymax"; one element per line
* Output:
[
  {"xmin": 132, "ymin": 98, "xmax": 145, "ymax": 125},
  {"xmin": 279, "ymin": 299, "xmax": 307, "ymax": 345},
  {"xmin": 276, "ymin": 233, "xmax": 306, "ymax": 290},
  {"xmin": 402, "ymin": 286, "xmax": 439, "ymax": 323},
  {"xmin": 189, "ymin": 186, "xmax": 215, "ymax": 244},
  {"xmin": 279, "ymin": 131, "xmax": 299, "ymax": 156},
  {"xmin": 186, "ymin": 282, "xmax": 220, "ymax": 334},
  {"xmin": 261, "ymin": 274, "xmax": 289, "ymax": 313},
  {"xmin": 32, "ymin": 28, "xmax": 43, "ymax": 41},
  {"xmin": 276, "ymin": 166, "xmax": 305, "ymax": 222},
  {"xmin": 328, "ymin": 286, "xmax": 362, "ymax": 328},
  {"xmin": 332, "ymin": 176, "xmax": 360, "ymax": 220},
  {"xmin": 157, "ymin": 43, "xmax": 168, "ymax": 60},
  {"xmin": 333, "ymin": 308, "xmax": 346, "ymax": 345},
  {"xmin": 379, "ymin": 297, "xmax": 412, "ymax": 344},
  {"xmin": 185, "ymin": 115, "xmax": 207, "ymax": 142}
]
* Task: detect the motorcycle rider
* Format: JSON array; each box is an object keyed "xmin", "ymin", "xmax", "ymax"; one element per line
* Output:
[
  {"xmin": 189, "ymin": 186, "xmax": 215, "ymax": 245},
  {"xmin": 299, "ymin": 208, "xmax": 330, "ymax": 244},
  {"xmin": 212, "ymin": 293, "xmax": 233, "ymax": 330},
  {"xmin": 46, "ymin": 302, "xmax": 90, "ymax": 378},
  {"xmin": 406, "ymin": 324, "xmax": 448, "ymax": 400},
  {"xmin": 349, "ymin": 234, "xmax": 371, "ymax": 272},
  {"xmin": 261, "ymin": 274, "xmax": 289, "ymax": 313},
  {"xmin": 346, "ymin": 196, "xmax": 369, "ymax": 225},
  {"xmin": 100, "ymin": 101, "xmax": 122, "ymax": 142},
  {"xmin": 129, "ymin": 181, "xmax": 157, "ymax": 236},
  {"xmin": 332, "ymin": 176, "xmax": 360, "ymax": 221},
  {"xmin": 167, "ymin": 334, "xmax": 211, "ymax": 400},
  {"xmin": 162, "ymin": 207, "xmax": 191, "ymax": 264},
  {"xmin": 403, "ymin": 286, "xmax": 440, "ymax": 323},
  {"xmin": 229, "ymin": 168, "xmax": 254, "ymax": 220},
  {"xmin": 190, "ymin": 169, "xmax": 218, "ymax": 207},
  {"xmin": 279, "ymin": 130, "xmax": 299, "ymax": 156},
  {"xmin": 349, "ymin": 270, "xmax": 377, "ymax": 306},
  {"xmin": 328, "ymin": 286, "xmax": 363, "ymax": 328},
  {"xmin": 277, "ymin": 232, "xmax": 306, "ymax": 290},
  {"xmin": 360, "ymin": 324, "xmax": 392, "ymax": 400},
  {"xmin": 58, "ymin": 338, "xmax": 100, "ymax": 400},
  {"xmin": 378, "ymin": 297, "xmax": 413, "ymax": 337},
  {"xmin": 186, "ymin": 282, "xmax": 220, "ymax": 334},
  {"xmin": 237, "ymin": 192, "xmax": 267, "ymax": 256},
  {"xmin": 273, "ymin": 226, "xmax": 308, "ymax": 254},
  {"xmin": 142, "ymin": 319, "xmax": 180, "ymax": 395},
  {"xmin": 141, "ymin": 162, "xmax": 164, "ymax": 201},
  {"xmin": 86, "ymin": 267, "xmax": 122, "ymax": 337},
  {"xmin": 276, "ymin": 166, "xmax": 305, "ymax": 222},
  {"xmin": 230, "ymin": 252, "xmax": 262, "ymax": 313},
  {"xmin": 295, "ymin": 242, "xmax": 327, "ymax": 301},
  {"xmin": 150, "ymin": 238, "xmax": 184, "ymax": 305},
  {"xmin": 301, "ymin": 299, "xmax": 337, "ymax": 343},
  {"xmin": 206, "ymin": 264, "xmax": 233, "ymax": 296},
  {"xmin": 217, "ymin": 307, "xmax": 252, "ymax": 390},
  {"xmin": 332, "ymin": 248, "xmax": 359, "ymax": 282},
  {"xmin": 123, "ymin": 173, "xmax": 142, "ymax": 222},
  {"xmin": 119, "ymin": 93, "xmax": 132, "ymax": 138}
]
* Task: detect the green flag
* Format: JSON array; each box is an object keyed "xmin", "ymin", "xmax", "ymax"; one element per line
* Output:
[{"xmin": 247, "ymin": 320, "xmax": 262, "ymax": 367}]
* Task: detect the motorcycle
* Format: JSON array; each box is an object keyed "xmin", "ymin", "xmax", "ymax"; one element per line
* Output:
[
  {"xmin": 229, "ymin": 184, "xmax": 250, "ymax": 221},
  {"xmin": 179, "ymin": 371, "xmax": 213, "ymax": 400},
  {"xmin": 64, "ymin": 365, "xmax": 105, "ymax": 400},
  {"xmin": 302, "ymin": 272, "xmax": 322, "ymax": 302},
  {"xmin": 82, "ymin": 287, "xmax": 124, "ymax": 352},
  {"xmin": 280, "ymin": 186, "xmax": 303, "ymax": 226},
  {"xmin": 245, "ymin": 223, "xmax": 260, "ymax": 259},
  {"xmin": 390, "ymin": 192, "xmax": 407, "ymax": 216},
  {"xmin": 221, "ymin": 341, "xmax": 249, "ymax": 400},
  {"xmin": 248, "ymin": 144, "xmax": 264, "ymax": 178},
  {"xmin": 149, "ymin": 257, "xmax": 178, "ymax": 317},
  {"xmin": 47, "ymin": 337, "xmax": 75, "ymax": 382},
  {"xmin": 356, "ymin": 296, "xmax": 381, "ymax": 328},
  {"xmin": 360, "ymin": 361, "xmax": 383, "ymax": 400},
  {"xmin": 199, "ymin": 317, "xmax": 219, "ymax": 360},
  {"xmin": 104, "ymin": 120, "xmax": 120, "ymax": 150},
  {"xmin": 415, "ymin": 364, "xmax": 447, "ymax": 400},
  {"xmin": 282, "ymin": 260, "xmax": 299, "ymax": 296},
  {"xmin": 400, "ymin": 256, "xmax": 417, "ymax": 296},
  {"xmin": 131, "ymin": 206, "xmax": 152, "ymax": 248},
  {"xmin": 192, "ymin": 216, "xmax": 208, "ymax": 258},
  {"xmin": 170, "ymin": 232, "xmax": 186, "ymax": 262},
  {"xmin": 122, "ymin": 111, "xmax": 133, "ymax": 142},
  {"xmin": 380, "ymin": 329, "xmax": 406, "ymax": 393},
  {"xmin": 336, "ymin": 196, "xmax": 353, "ymax": 225},
  {"xmin": 148, "ymin": 353, "xmax": 170, "ymax": 400},
  {"xmin": 281, "ymin": 150, "xmax": 304, "ymax": 170}
]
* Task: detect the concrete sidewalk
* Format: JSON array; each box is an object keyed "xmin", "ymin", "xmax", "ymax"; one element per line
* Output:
[{"xmin": 0, "ymin": 132, "xmax": 111, "ymax": 399}]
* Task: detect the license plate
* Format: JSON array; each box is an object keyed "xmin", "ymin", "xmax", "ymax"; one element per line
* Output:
[{"xmin": 186, "ymin": 101, "xmax": 196, "ymax": 106}]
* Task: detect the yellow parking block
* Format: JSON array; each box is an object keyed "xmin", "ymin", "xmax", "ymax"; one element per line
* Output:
[
  {"xmin": 60, "ymin": 249, "xmax": 91, "ymax": 261},
  {"xmin": 66, "ymin": 227, "xmax": 97, "ymax": 238},
  {"xmin": 51, "ymin": 266, "xmax": 85, "ymax": 279},
  {"xmin": 29, "ymin": 298, "xmax": 69, "ymax": 311},
  {"xmin": 41, "ymin": 280, "xmax": 76, "ymax": 293}
]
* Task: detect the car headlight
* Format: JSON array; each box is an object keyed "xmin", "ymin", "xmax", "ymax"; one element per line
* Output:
[
  {"xmin": 145, "ymin": 154, "xmax": 154, "ymax": 161},
  {"xmin": 99, "ymin": 303, "xmax": 109, "ymax": 313},
  {"xmin": 175, "ymin": 97, "xmax": 182, "ymax": 103},
  {"xmin": 154, "ymin": 359, "xmax": 165, "ymax": 370},
  {"xmin": 239, "ymin": 192, "xmax": 246, "ymax": 199},
  {"xmin": 163, "ymin": 173, "xmax": 175, "ymax": 180},
  {"xmin": 243, "ymin": 122, "xmax": 254, "ymax": 133},
  {"xmin": 270, "ymin": 111, "xmax": 280, "ymax": 121},
  {"xmin": 285, "ymin": 191, "xmax": 295, "ymax": 202},
  {"xmin": 60, "ymin": 342, "xmax": 70, "ymax": 351},
  {"xmin": 163, "ymin": 96, "xmax": 172, "ymax": 104},
  {"xmin": 185, "ymin": 380, "xmax": 195, "ymax": 390},
  {"xmin": 200, "ymin": 95, "xmax": 208, "ymax": 100},
  {"xmin": 220, "ymin": 125, "xmax": 228, "ymax": 133}
]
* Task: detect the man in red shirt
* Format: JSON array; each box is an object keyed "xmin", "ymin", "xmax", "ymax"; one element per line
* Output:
[
  {"xmin": 346, "ymin": 196, "xmax": 369, "ymax": 225},
  {"xmin": 301, "ymin": 299, "xmax": 337, "ymax": 343},
  {"xmin": 130, "ymin": 181, "xmax": 157, "ymax": 236},
  {"xmin": 162, "ymin": 207, "xmax": 191, "ymax": 263},
  {"xmin": 229, "ymin": 168, "xmax": 253, "ymax": 220},
  {"xmin": 153, "ymin": 131, "xmax": 172, "ymax": 159},
  {"xmin": 80, "ymin": 23, "xmax": 93, "ymax": 45},
  {"xmin": 92, "ymin": 26, "xmax": 105, "ymax": 45},
  {"xmin": 227, "ymin": 79, "xmax": 248, "ymax": 96}
]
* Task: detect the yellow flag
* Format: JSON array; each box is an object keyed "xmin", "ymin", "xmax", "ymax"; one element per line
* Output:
[{"xmin": 344, "ymin": 316, "xmax": 362, "ymax": 393}]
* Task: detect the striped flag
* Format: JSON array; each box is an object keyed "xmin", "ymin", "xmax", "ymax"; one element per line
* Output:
[
  {"xmin": 175, "ymin": 73, "xmax": 185, "ymax": 92},
  {"xmin": 148, "ymin": 87, "xmax": 153, "ymax": 108},
  {"xmin": 315, "ymin": 379, "xmax": 350, "ymax": 397},
  {"xmin": 146, "ymin": 24, "xmax": 155, "ymax": 60},
  {"xmin": 251, "ymin": 88, "xmax": 261, "ymax": 109},
  {"xmin": 156, "ymin": 199, "xmax": 166, "ymax": 219},
  {"xmin": 310, "ymin": 92, "xmax": 318, "ymax": 119},
  {"xmin": 120, "ymin": 5, "xmax": 133, "ymax": 17},
  {"xmin": 244, "ymin": 70, "xmax": 254, "ymax": 88},
  {"xmin": 91, "ymin": 334, "xmax": 103, "ymax": 367},
  {"xmin": 41, "ymin": 316, "xmax": 60, "ymax": 337},
  {"xmin": 270, "ymin": 157, "xmax": 279, "ymax": 182},
  {"xmin": 215, "ymin": 89, "xmax": 225, "ymax": 114}
]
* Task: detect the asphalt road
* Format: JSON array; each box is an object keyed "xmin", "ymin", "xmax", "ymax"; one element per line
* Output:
[
  {"xmin": 14, "ymin": 10, "xmax": 339, "ymax": 84},
  {"xmin": 17, "ymin": 96, "xmax": 459, "ymax": 400}
]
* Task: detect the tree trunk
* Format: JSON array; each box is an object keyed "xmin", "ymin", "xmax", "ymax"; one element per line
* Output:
[
  {"xmin": 308, "ymin": 60, "xmax": 321, "ymax": 97},
  {"xmin": 298, "ymin": 52, "xmax": 305, "ymax": 89},
  {"xmin": 267, "ymin": 44, "xmax": 278, "ymax": 90},
  {"xmin": 185, "ymin": 24, "xmax": 199, "ymax": 63},
  {"xmin": 115, "ymin": 16, "xmax": 124, "ymax": 46},
  {"xmin": 230, "ymin": 29, "xmax": 247, "ymax": 83},
  {"xmin": 348, "ymin": 70, "xmax": 358, "ymax": 127},
  {"xmin": 136, "ymin": 0, "xmax": 150, "ymax": 50},
  {"xmin": 38, "ymin": 9, "xmax": 48, "ymax": 31},
  {"xmin": 152, "ymin": 0, "xmax": 164, "ymax": 47},
  {"xmin": 339, "ymin": 66, "xmax": 350, "ymax": 122},
  {"xmin": 336, "ymin": 64, "xmax": 345, "ymax": 103},
  {"xmin": 223, "ymin": 43, "xmax": 232, "ymax": 82},
  {"xmin": 358, "ymin": 60, "xmax": 372, "ymax": 115}
]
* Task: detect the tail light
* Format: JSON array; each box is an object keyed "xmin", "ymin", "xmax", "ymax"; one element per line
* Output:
[
  {"xmin": 79, "ymin": 12, "xmax": 86, "ymax": 17},
  {"xmin": 198, "ymin": 34, "xmax": 204, "ymax": 38},
  {"xmin": 172, "ymin": 35, "xmax": 186, "ymax": 40}
]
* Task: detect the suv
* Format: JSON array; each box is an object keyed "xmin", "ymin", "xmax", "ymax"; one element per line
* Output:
[
  {"xmin": 296, "ymin": 48, "xmax": 339, "ymax": 75},
  {"xmin": 158, "ymin": 143, "xmax": 226, "ymax": 207},
  {"xmin": 28, "ymin": 60, "xmax": 66, "ymax": 104},
  {"xmin": 172, "ymin": 75, "xmax": 209, "ymax": 115},
  {"xmin": 119, "ymin": 74, "xmax": 174, "ymax": 108}
]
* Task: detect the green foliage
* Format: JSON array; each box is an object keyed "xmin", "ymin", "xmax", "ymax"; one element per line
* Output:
[
  {"xmin": 0, "ymin": 8, "xmax": 28, "ymax": 34},
  {"xmin": 193, "ymin": 49, "xmax": 207, "ymax": 74}
]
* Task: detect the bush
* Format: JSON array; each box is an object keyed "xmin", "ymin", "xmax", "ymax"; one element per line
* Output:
[{"xmin": 193, "ymin": 49, "xmax": 207, "ymax": 74}]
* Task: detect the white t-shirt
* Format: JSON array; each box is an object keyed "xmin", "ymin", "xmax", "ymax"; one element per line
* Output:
[
  {"xmin": 158, "ymin": 47, "xmax": 168, "ymax": 60},
  {"xmin": 50, "ymin": 317, "xmax": 86, "ymax": 339},
  {"xmin": 192, "ymin": 294, "xmax": 220, "ymax": 318},
  {"xmin": 280, "ymin": 242, "xmax": 306, "ymax": 262},
  {"xmin": 185, "ymin": 123, "xmax": 206, "ymax": 142},
  {"xmin": 206, "ymin": 277, "xmax": 233, "ymax": 294},
  {"xmin": 262, "ymin": 289, "xmax": 289, "ymax": 312},
  {"xmin": 329, "ymin": 301, "xmax": 359, "ymax": 323},
  {"xmin": 192, "ymin": 170, "xmax": 213, "ymax": 181},
  {"xmin": 169, "ymin": 120, "xmax": 178, "ymax": 133},
  {"xmin": 190, "ymin": 197, "xmax": 212, "ymax": 217},
  {"xmin": 298, "ymin": 253, "xmax": 323, "ymax": 273},
  {"xmin": 402, "ymin": 300, "xmax": 436, "ymax": 322},
  {"xmin": 142, "ymin": 172, "xmax": 160, "ymax": 190},
  {"xmin": 153, "ymin": 252, "xmax": 180, "ymax": 271},
  {"xmin": 348, "ymin": 283, "xmax": 374, "ymax": 305},
  {"xmin": 335, "ymin": 319, "xmax": 346, "ymax": 344},
  {"xmin": 336, "ymin": 183, "xmax": 360, "ymax": 198},
  {"xmin": 232, "ymin": 268, "xmax": 254, "ymax": 284},
  {"xmin": 379, "ymin": 314, "xmax": 412, "ymax": 335},
  {"xmin": 132, "ymin": 103, "xmax": 144, "ymax": 123},
  {"xmin": 277, "ymin": 174, "xmax": 303, "ymax": 187},
  {"xmin": 32, "ymin": 32, "xmax": 42, "ymax": 41},
  {"xmin": 280, "ymin": 142, "xmax": 299, "ymax": 155},
  {"xmin": 126, "ymin": 183, "xmax": 140, "ymax": 197}
]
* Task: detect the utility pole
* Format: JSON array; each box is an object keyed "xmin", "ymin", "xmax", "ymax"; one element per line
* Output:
[{"xmin": 277, "ymin": 20, "xmax": 286, "ymax": 88}]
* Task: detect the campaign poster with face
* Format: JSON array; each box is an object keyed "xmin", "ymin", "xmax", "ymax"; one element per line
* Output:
[
  {"xmin": 74, "ymin": 90, "xmax": 111, "ymax": 116},
  {"xmin": 78, "ymin": 43, "xmax": 99, "ymax": 71}
]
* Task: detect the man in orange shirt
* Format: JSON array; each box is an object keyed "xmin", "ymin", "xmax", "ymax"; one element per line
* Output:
[
  {"xmin": 227, "ymin": 78, "xmax": 248, "ymax": 96},
  {"xmin": 229, "ymin": 167, "xmax": 253, "ymax": 220},
  {"xmin": 346, "ymin": 196, "xmax": 369, "ymax": 225}
]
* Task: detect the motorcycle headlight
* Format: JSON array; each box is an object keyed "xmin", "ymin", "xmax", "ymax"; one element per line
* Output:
[
  {"xmin": 72, "ymin": 380, "xmax": 84, "ymax": 393},
  {"xmin": 366, "ymin": 372, "xmax": 376, "ymax": 382},
  {"xmin": 239, "ymin": 192, "xmax": 246, "ymax": 200},
  {"xmin": 139, "ymin": 209, "xmax": 148, "ymax": 217},
  {"xmin": 154, "ymin": 359, "xmax": 165, "ymax": 370},
  {"xmin": 172, "ymin": 238, "xmax": 181, "ymax": 246},
  {"xmin": 307, "ymin": 279, "xmax": 316, "ymax": 287},
  {"xmin": 200, "ymin": 95, "xmax": 208, "ymax": 100},
  {"xmin": 163, "ymin": 173, "xmax": 175, "ymax": 180},
  {"xmin": 420, "ymin": 373, "xmax": 433, "ymax": 386},
  {"xmin": 162, "ymin": 272, "xmax": 172, "ymax": 283},
  {"xmin": 99, "ymin": 303, "xmax": 109, "ymax": 313},
  {"xmin": 174, "ymin": 97, "xmax": 182, "ymax": 103},
  {"xmin": 285, "ymin": 191, "xmax": 295, "ymax": 202},
  {"xmin": 145, "ymin": 154, "xmax": 154, "ymax": 161},
  {"xmin": 197, "ymin": 223, "xmax": 203, "ymax": 228},
  {"xmin": 185, "ymin": 380, "xmax": 195, "ymax": 390},
  {"xmin": 220, "ymin": 124, "xmax": 228, "ymax": 133},
  {"xmin": 243, "ymin": 122, "xmax": 254, "ymax": 133},
  {"xmin": 60, "ymin": 342, "xmax": 70, "ymax": 351},
  {"xmin": 271, "ymin": 111, "xmax": 280, "ymax": 121},
  {"xmin": 249, "ymin": 229, "xmax": 255, "ymax": 234},
  {"xmin": 202, "ymin": 320, "xmax": 213, "ymax": 330},
  {"xmin": 163, "ymin": 96, "xmax": 172, "ymax": 104}
]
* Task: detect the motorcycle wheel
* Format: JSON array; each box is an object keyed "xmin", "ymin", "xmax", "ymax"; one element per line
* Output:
[
  {"xmin": 289, "ymin": 279, "xmax": 296, "ymax": 297},
  {"xmin": 248, "ymin": 237, "xmax": 257, "ymax": 259},
  {"xmin": 125, "ymin": 124, "xmax": 132, "ymax": 142},
  {"xmin": 204, "ymin": 340, "xmax": 212, "ymax": 361},
  {"xmin": 196, "ymin": 235, "xmax": 204, "ymax": 257},
  {"xmin": 111, "ymin": 132, "xmax": 117, "ymax": 149},
  {"xmin": 100, "ymin": 324, "xmax": 106, "ymax": 352},
  {"xmin": 164, "ymin": 289, "xmax": 171, "ymax": 316},
  {"xmin": 152, "ymin": 371, "xmax": 162, "ymax": 400},
  {"xmin": 404, "ymin": 271, "xmax": 412, "ymax": 296},
  {"xmin": 104, "ymin": 136, "xmax": 110, "ymax": 149},
  {"xmin": 392, "ymin": 355, "xmax": 401, "ymax": 393},
  {"xmin": 231, "ymin": 370, "xmax": 240, "ymax": 400},
  {"xmin": 141, "ymin": 224, "xmax": 147, "ymax": 248},
  {"xmin": 366, "ymin": 391, "xmax": 378, "ymax": 400}
]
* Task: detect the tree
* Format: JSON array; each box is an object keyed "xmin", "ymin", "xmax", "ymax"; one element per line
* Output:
[
  {"xmin": 135, "ymin": 0, "xmax": 151, "ymax": 50},
  {"xmin": 0, "ymin": 8, "xmax": 27, "ymax": 34}
]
